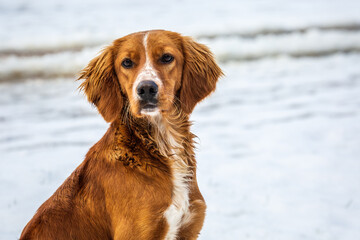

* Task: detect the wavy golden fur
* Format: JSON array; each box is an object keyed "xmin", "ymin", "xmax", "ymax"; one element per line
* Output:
[{"xmin": 20, "ymin": 30, "xmax": 223, "ymax": 240}]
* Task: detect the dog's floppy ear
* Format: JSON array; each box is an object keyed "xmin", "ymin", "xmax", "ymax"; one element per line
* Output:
[
  {"xmin": 180, "ymin": 37, "xmax": 223, "ymax": 114},
  {"xmin": 78, "ymin": 45, "xmax": 123, "ymax": 122}
]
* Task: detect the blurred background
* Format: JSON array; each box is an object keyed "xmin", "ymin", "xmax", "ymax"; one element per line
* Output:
[{"xmin": 1, "ymin": 0, "xmax": 360, "ymax": 239}]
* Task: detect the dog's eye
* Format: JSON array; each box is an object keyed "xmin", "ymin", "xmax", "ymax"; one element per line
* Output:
[
  {"xmin": 159, "ymin": 54, "xmax": 174, "ymax": 64},
  {"xmin": 121, "ymin": 58, "xmax": 134, "ymax": 68}
]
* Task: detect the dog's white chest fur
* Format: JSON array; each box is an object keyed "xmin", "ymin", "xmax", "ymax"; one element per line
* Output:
[
  {"xmin": 150, "ymin": 115, "xmax": 192, "ymax": 240},
  {"xmin": 164, "ymin": 153, "xmax": 191, "ymax": 240}
]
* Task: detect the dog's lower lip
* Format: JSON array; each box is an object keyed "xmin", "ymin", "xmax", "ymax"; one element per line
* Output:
[{"xmin": 142, "ymin": 104, "xmax": 157, "ymax": 110}]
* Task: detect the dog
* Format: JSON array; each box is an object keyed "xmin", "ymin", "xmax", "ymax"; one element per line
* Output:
[{"xmin": 20, "ymin": 30, "xmax": 223, "ymax": 240}]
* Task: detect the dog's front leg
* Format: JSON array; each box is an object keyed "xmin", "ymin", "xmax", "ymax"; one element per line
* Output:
[{"xmin": 177, "ymin": 199, "xmax": 206, "ymax": 240}]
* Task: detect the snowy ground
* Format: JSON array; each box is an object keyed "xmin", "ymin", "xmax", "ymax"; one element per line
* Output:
[{"xmin": 1, "ymin": 0, "xmax": 360, "ymax": 239}]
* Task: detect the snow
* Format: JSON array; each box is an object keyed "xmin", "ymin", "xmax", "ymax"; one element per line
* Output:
[
  {"xmin": 194, "ymin": 55, "xmax": 360, "ymax": 239},
  {"xmin": 1, "ymin": 0, "xmax": 360, "ymax": 239}
]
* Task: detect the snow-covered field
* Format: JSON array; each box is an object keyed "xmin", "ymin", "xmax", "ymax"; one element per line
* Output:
[{"xmin": 1, "ymin": 0, "xmax": 360, "ymax": 239}]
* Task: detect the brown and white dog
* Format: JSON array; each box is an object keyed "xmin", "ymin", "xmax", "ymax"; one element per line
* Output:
[{"xmin": 20, "ymin": 30, "xmax": 223, "ymax": 240}]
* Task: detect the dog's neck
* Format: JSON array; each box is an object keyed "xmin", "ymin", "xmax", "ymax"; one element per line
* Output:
[
  {"xmin": 148, "ymin": 112, "xmax": 188, "ymax": 154},
  {"xmin": 112, "ymin": 107, "xmax": 196, "ymax": 170}
]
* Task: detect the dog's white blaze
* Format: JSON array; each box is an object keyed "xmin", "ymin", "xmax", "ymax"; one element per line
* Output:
[{"xmin": 132, "ymin": 32, "xmax": 163, "ymax": 104}]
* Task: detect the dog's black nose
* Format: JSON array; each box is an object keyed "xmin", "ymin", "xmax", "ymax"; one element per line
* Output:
[{"xmin": 137, "ymin": 80, "xmax": 158, "ymax": 101}]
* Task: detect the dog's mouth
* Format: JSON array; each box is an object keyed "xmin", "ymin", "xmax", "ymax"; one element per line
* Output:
[
  {"xmin": 142, "ymin": 104, "xmax": 157, "ymax": 110},
  {"xmin": 139, "ymin": 102, "xmax": 159, "ymax": 115}
]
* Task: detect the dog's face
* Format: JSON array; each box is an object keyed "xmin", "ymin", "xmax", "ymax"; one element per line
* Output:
[
  {"xmin": 79, "ymin": 30, "xmax": 222, "ymax": 122},
  {"xmin": 114, "ymin": 31, "xmax": 184, "ymax": 117}
]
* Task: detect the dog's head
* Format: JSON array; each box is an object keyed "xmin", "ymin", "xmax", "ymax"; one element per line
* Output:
[{"xmin": 79, "ymin": 30, "xmax": 222, "ymax": 122}]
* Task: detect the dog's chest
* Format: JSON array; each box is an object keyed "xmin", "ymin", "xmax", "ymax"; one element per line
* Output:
[
  {"xmin": 150, "ymin": 116, "xmax": 192, "ymax": 239},
  {"xmin": 163, "ymin": 153, "xmax": 191, "ymax": 240}
]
